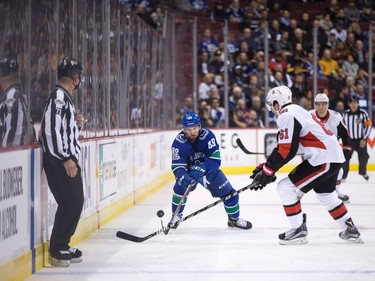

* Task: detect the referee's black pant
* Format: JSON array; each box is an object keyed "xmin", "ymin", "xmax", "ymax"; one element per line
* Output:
[
  {"xmin": 342, "ymin": 139, "xmax": 369, "ymax": 179},
  {"xmin": 43, "ymin": 153, "xmax": 84, "ymax": 252}
]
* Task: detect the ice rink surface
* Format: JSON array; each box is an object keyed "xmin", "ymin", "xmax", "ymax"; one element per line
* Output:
[{"xmin": 26, "ymin": 172, "xmax": 375, "ymax": 281}]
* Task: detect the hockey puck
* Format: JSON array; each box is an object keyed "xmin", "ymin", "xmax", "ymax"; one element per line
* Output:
[{"xmin": 157, "ymin": 210, "xmax": 164, "ymax": 218}]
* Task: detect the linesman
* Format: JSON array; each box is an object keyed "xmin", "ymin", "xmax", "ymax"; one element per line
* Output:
[
  {"xmin": 40, "ymin": 57, "xmax": 86, "ymax": 267},
  {"xmin": 0, "ymin": 58, "xmax": 31, "ymax": 147},
  {"xmin": 342, "ymin": 95, "xmax": 372, "ymax": 181}
]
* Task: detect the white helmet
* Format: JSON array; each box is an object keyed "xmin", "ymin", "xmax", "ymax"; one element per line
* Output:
[
  {"xmin": 266, "ymin": 86, "xmax": 292, "ymax": 112},
  {"xmin": 314, "ymin": 93, "xmax": 329, "ymax": 105}
]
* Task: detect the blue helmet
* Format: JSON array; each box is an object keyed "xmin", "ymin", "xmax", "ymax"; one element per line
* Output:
[{"xmin": 182, "ymin": 112, "xmax": 201, "ymax": 128}]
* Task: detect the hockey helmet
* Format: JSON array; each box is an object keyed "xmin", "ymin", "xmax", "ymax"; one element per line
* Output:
[
  {"xmin": 0, "ymin": 58, "xmax": 19, "ymax": 77},
  {"xmin": 314, "ymin": 93, "xmax": 329, "ymax": 105},
  {"xmin": 58, "ymin": 57, "xmax": 83, "ymax": 79},
  {"xmin": 182, "ymin": 112, "xmax": 201, "ymax": 128},
  {"xmin": 266, "ymin": 85, "xmax": 292, "ymax": 112}
]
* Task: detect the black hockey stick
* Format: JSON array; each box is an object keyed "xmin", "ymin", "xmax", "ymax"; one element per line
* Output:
[
  {"xmin": 116, "ymin": 181, "xmax": 259, "ymax": 243},
  {"xmin": 116, "ymin": 183, "xmax": 194, "ymax": 242},
  {"xmin": 236, "ymin": 138, "xmax": 264, "ymax": 155}
]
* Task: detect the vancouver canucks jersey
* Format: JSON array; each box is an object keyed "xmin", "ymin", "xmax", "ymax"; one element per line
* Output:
[{"xmin": 171, "ymin": 128, "xmax": 221, "ymax": 179}]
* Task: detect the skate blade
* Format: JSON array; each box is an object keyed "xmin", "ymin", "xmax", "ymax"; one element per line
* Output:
[
  {"xmin": 279, "ymin": 237, "xmax": 308, "ymax": 245},
  {"xmin": 342, "ymin": 236, "xmax": 364, "ymax": 244},
  {"xmin": 50, "ymin": 257, "xmax": 70, "ymax": 267},
  {"xmin": 71, "ymin": 257, "xmax": 83, "ymax": 263}
]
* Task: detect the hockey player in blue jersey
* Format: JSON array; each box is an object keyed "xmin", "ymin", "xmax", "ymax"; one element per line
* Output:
[{"xmin": 170, "ymin": 112, "xmax": 252, "ymax": 230}]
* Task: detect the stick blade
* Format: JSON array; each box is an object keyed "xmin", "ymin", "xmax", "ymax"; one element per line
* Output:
[
  {"xmin": 236, "ymin": 138, "xmax": 255, "ymax": 154},
  {"xmin": 116, "ymin": 231, "xmax": 149, "ymax": 243}
]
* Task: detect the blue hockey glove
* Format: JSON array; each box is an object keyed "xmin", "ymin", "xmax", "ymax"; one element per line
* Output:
[
  {"xmin": 250, "ymin": 163, "xmax": 263, "ymax": 179},
  {"xmin": 342, "ymin": 145, "xmax": 353, "ymax": 160},
  {"xmin": 177, "ymin": 174, "xmax": 197, "ymax": 191},
  {"xmin": 251, "ymin": 164, "xmax": 277, "ymax": 190},
  {"xmin": 190, "ymin": 163, "xmax": 206, "ymax": 183}
]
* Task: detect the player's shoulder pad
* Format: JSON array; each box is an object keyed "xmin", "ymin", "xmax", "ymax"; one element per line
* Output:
[
  {"xmin": 198, "ymin": 127, "xmax": 211, "ymax": 140},
  {"xmin": 174, "ymin": 131, "xmax": 188, "ymax": 144}
]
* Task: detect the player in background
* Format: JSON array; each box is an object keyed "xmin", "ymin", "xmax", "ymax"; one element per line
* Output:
[
  {"xmin": 170, "ymin": 112, "xmax": 251, "ymax": 230},
  {"xmin": 308, "ymin": 93, "xmax": 352, "ymax": 202},
  {"xmin": 250, "ymin": 86, "xmax": 362, "ymax": 245}
]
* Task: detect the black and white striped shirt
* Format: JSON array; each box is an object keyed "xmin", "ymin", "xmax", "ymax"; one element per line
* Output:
[
  {"xmin": 41, "ymin": 85, "xmax": 80, "ymax": 160},
  {"xmin": 0, "ymin": 84, "xmax": 29, "ymax": 147},
  {"xmin": 342, "ymin": 108, "xmax": 372, "ymax": 140}
]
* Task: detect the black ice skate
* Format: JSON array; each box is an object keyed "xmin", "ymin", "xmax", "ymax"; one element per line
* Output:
[
  {"xmin": 69, "ymin": 247, "xmax": 83, "ymax": 263},
  {"xmin": 279, "ymin": 213, "xmax": 308, "ymax": 245},
  {"xmin": 49, "ymin": 249, "xmax": 72, "ymax": 267},
  {"xmin": 227, "ymin": 217, "xmax": 252, "ymax": 230},
  {"xmin": 338, "ymin": 193, "xmax": 350, "ymax": 202},
  {"xmin": 339, "ymin": 218, "xmax": 364, "ymax": 244}
]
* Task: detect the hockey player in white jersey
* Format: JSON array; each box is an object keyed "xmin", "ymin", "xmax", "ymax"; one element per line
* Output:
[
  {"xmin": 308, "ymin": 93, "xmax": 352, "ymax": 201},
  {"xmin": 250, "ymin": 86, "xmax": 363, "ymax": 245}
]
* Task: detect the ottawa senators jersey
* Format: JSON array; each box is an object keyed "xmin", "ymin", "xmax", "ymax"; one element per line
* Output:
[
  {"xmin": 309, "ymin": 108, "xmax": 350, "ymax": 145},
  {"xmin": 267, "ymin": 104, "xmax": 345, "ymax": 171}
]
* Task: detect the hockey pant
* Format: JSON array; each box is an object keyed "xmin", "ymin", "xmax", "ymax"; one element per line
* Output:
[
  {"xmin": 172, "ymin": 170, "xmax": 240, "ymax": 220},
  {"xmin": 278, "ymin": 161, "xmax": 350, "ymax": 230}
]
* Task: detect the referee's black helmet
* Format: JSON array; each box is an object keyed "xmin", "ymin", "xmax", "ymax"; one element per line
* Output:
[
  {"xmin": 58, "ymin": 57, "xmax": 83, "ymax": 79},
  {"xmin": 0, "ymin": 58, "xmax": 19, "ymax": 77}
]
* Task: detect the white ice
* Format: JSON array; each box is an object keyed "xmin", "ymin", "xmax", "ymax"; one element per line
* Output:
[{"xmin": 26, "ymin": 172, "xmax": 375, "ymax": 281}]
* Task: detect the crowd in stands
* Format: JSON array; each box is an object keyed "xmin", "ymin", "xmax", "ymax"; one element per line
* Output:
[{"xmin": 171, "ymin": 0, "xmax": 374, "ymax": 128}]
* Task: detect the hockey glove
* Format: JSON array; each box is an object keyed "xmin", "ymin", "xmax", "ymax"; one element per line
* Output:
[
  {"xmin": 342, "ymin": 145, "xmax": 353, "ymax": 160},
  {"xmin": 251, "ymin": 164, "xmax": 277, "ymax": 190},
  {"xmin": 177, "ymin": 174, "xmax": 197, "ymax": 191},
  {"xmin": 190, "ymin": 163, "xmax": 206, "ymax": 183},
  {"xmin": 250, "ymin": 163, "xmax": 263, "ymax": 179}
]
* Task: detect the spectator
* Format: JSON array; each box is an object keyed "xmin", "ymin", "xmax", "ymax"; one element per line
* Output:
[
  {"xmin": 330, "ymin": 20, "xmax": 347, "ymax": 42},
  {"xmin": 319, "ymin": 48, "xmax": 339, "ymax": 78},
  {"xmin": 304, "ymin": 52, "xmax": 324, "ymax": 78},
  {"xmin": 347, "ymin": 21, "xmax": 364, "ymax": 41},
  {"xmin": 198, "ymin": 101, "xmax": 214, "ymax": 127},
  {"xmin": 177, "ymin": 96, "xmax": 194, "ymax": 126},
  {"xmin": 225, "ymin": 0, "xmax": 245, "ymax": 23},
  {"xmin": 290, "ymin": 73, "xmax": 307, "ymax": 100},
  {"xmin": 209, "ymin": 97, "xmax": 225, "ymax": 128},
  {"xmin": 211, "ymin": 0, "xmax": 226, "ymax": 22},
  {"xmin": 198, "ymin": 28, "xmax": 219, "ymax": 55},
  {"xmin": 332, "ymin": 67, "xmax": 347, "ymax": 92},
  {"xmin": 353, "ymin": 40, "xmax": 366, "ymax": 65},
  {"xmin": 298, "ymin": 12, "xmax": 313, "ymax": 33},
  {"xmin": 229, "ymin": 98, "xmax": 250, "ymax": 128},
  {"xmin": 247, "ymin": 109, "xmax": 264, "ymax": 128},
  {"xmin": 342, "ymin": 54, "xmax": 359, "ymax": 79},
  {"xmin": 356, "ymin": 68, "xmax": 369, "ymax": 91},
  {"xmin": 319, "ymin": 13, "xmax": 334, "ymax": 37},
  {"xmin": 344, "ymin": 0, "xmax": 361, "ymax": 23},
  {"xmin": 250, "ymin": 95, "xmax": 265, "ymax": 123},
  {"xmin": 136, "ymin": 3, "xmax": 157, "ymax": 28},
  {"xmin": 279, "ymin": 10, "xmax": 291, "ymax": 31},
  {"xmin": 334, "ymin": 100, "xmax": 346, "ymax": 115},
  {"xmin": 198, "ymin": 73, "xmax": 215, "ymax": 101},
  {"xmin": 332, "ymin": 86, "xmax": 350, "ymax": 111},
  {"xmin": 150, "ymin": 5, "xmax": 164, "ymax": 32},
  {"xmin": 229, "ymin": 65, "xmax": 247, "ymax": 87},
  {"xmin": 189, "ymin": 0, "xmax": 209, "ymax": 11},
  {"xmin": 355, "ymin": 83, "xmax": 369, "ymax": 112},
  {"xmin": 198, "ymin": 51, "xmax": 209, "ymax": 76},
  {"xmin": 275, "ymin": 30, "xmax": 293, "ymax": 54},
  {"xmin": 229, "ymin": 86, "xmax": 244, "ymax": 111},
  {"xmin": 326, "ymin": 0, "xmax": 340, "ymax": 23},
  {"xmin": 331, "ymin": 40, "xmax": 351, "ymax": 65}
]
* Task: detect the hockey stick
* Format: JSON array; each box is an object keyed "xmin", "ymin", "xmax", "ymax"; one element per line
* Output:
[
  {"xmin": 116, "ymin": 183, "xmax": 194, "ymax": 242},
  {"xmin": 116, "ymin": 181, "xmax": 259, "ymax": 243},
  {"xmin": 236, "ymin": 138, "xmax": 264, "ymax": 155}
]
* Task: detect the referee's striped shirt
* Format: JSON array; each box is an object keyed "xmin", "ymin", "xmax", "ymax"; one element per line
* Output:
[
  {"xmin": 41, "ymin": 85, "xmax": 80, "ymax": 161},
  {"xmin": 0, "ymin": 84, "xmax": 29, "ymax": 147},
  {"xmin": 342, "ymin": 108, "xmax": 372, "ymax": 140}
]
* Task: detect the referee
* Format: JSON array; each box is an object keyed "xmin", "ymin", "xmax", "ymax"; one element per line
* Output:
[
  {"xmin": 40, "ymin": 57, "xmax": 86, "ymax": 267},
  {"xmin": 342, "ymin": 95, "xmax": 372, "ymax": 181}
]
